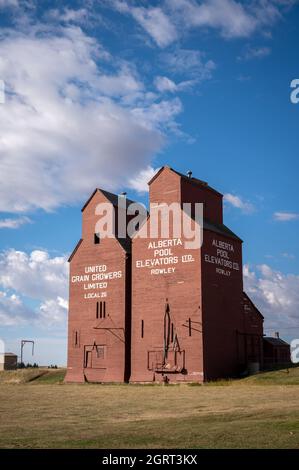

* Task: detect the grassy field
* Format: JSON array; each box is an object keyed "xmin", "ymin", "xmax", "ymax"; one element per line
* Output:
[{"xmin": 0, "ymin": 367, "xmax": 299, "ymax": 449}]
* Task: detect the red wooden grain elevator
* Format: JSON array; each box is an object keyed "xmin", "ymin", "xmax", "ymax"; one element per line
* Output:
[
  {"xmin": 65, "ymin": 189, "xmax": 133, "ymax": 383},
  {"xmin": 66, "ymin": 166, "xmax": 286, "ymax": 383}
]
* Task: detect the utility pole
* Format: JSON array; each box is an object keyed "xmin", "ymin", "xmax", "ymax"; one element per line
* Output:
[{"xmin": 20, "ymin": 340, "xmax": 35, "ymax": 366}]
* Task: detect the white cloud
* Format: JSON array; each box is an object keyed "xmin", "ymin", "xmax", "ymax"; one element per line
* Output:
[
  {"xmin": 0, "ymin": 249, "xmax": 68, "ymax": 327},
  {"xmin": 0, "ymin": 23, "xmax": 182, "ymax": 213},
  {"xmin": 39, "ymin": 296, "xmax": 68, "ymax": 327},
  {"xmin": 168, "ymin": 0, "xmax": 258, "ymax": 38},
  {"xmin": 0, "ymin": 0, "xmax": 19, "ymax": 7},
  {"xmin": 161, "ymin": 49, "xmax": 216, "ymax": 78},
  {"xmin": 0, "ymin": 216, "xmax": 31, "ymax": 229},
  {"xmin": 273, "ymin": 212, "xmax": 299, "ymax": 221},
  {"xmin": 129, "ymin": 165, "xmax": 158, "ymax": 193},
  {"xmin": 113, "ymin": 1, "xmax": 178, "ymax": 47},
  {"xmin": 48, "ymin": 8, "xmax": 91, "ymax": 24},
  {"xmin": 0, "ymin": 291, "xmax": 33, "ymax": 326},
  {"xmin": 131, "ymin": 6, "xmax": 178, "ymax": 47},
  {"xmin": 244, "ymin": 263, "xmax": 299, "ymax": 331},
  {"xmin": 46, "ymin": 6, "xmax": 105, "ymax": 29},
  {"xmin": 154, "ymin": 76, "xmax": 178, "ymax": 93},
  {"xmin": 131, "ymin": 97, "xmax": 183, "ymax": 131},
  {"xmin": 0, "ymin": 249, "xmax": 68, "ymax": 300},
  {"xmin": 167, "ymin": 0, "xmax": 296, "ymax": 38},
  {"xmin": 237, "ymin": 45, "xmax": 271, "ymax": 61},
  {"xmin": 154, "ymin": 75, "xmax": 196, "ymax": 93},
  {"xmin": 112, "ymin": 0, "xmax": 297, "ymax": 46},
  {"xmin": 224, "ymin": 193, "xmax": 255, "ymax": 213}
]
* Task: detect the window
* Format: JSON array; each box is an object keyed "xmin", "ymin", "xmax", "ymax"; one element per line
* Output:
[
  {"xmin": 96, "ymin": 345, "xmax": 105, "ymax": 359},
  {"xmin": 98, "ymin": 301, "xmax": 106, "ymax": 319},
  {"xmin": 94, "ymin": 233, "xmax": 100, "ymax": 244},
  {"xmin": 141, "ymin": 319, "xmax": 144, "ymax": 338},
  {"xmin": 188, "ymin": 318, "xmax": 192, "ymax": 337},
  {"xmin": 96, "ymin": 302, "xmax": 99, "ymax": 319},
  {"xmin": 73, "ymin": 330, "xmax": 80, "ymax": 348}
]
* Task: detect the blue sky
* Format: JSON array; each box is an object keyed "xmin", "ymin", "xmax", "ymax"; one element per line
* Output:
[{"xmin": 0, "ymin": 0, "xmax": 298, "ymax": 365}]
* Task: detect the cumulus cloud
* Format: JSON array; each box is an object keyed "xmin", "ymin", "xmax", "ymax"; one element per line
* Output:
[
  {"xmin": 168, "ymin": 0, "xmax": 297, "ymax": 38},
  {"xmin": 161, "ymin": 49, "xmax": 216, "ymax": 78},
  {"xmin": 0, "ymin": 22, "xmax": 183, "ymax": 213},
  {"xmin": 129, "ymin": 165, "xmax": 159, "ymax": 193},
  {"xmin": 244, "ymin": 263, "xmax": 299, "ymax": 331},
  {"xmin": 273, "ymin": 212, "xmax": 299, "ymax": 221},
  {"xmin": 0, "ymin": 216, "xmax": 31, "ymax": 229},
  {"xmin": 154, "ymin": 76, "xmax": 178, "ymax": 93},
  {"xmin": 39, "ymin": 296, "xmax": 68, "ymax": 327},
  {"xmin": 167, "ymin": 0, "xmax": 258, "ymax": 38},
  {"xmin": 0, "ymin": 249, "xmax": 68, "ymax": 327},
  {"xmin": 131, "ymin": 97, "xmax": 183, "ymax": 132},
  {"xmin": 0, "ymin": 291, "xmax": 34, "ymax": 326},
  {"xmin": 112, "ymin": 1, "xmax": 178, "ymax": 47},
  {"xmin": 0, "ymin": 249, "xmax": 68, "ymax": 300},
  {"xmin": 111, "ymin": 0, "xmax": 297, "ymax": 46},
  {"xmin": 224, "ymin": 193, "xmax": 255, "ymax": 213}
]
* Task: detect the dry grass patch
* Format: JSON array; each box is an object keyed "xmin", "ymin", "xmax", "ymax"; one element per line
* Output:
[{"xmin": 0, "ymin": 382, "xmax": 299, "ymax": 448}]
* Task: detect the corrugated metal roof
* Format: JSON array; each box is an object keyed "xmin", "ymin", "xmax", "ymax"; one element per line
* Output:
[
  {"xmin": 203, "ymin": 219, "xmax": 242, "ymax": 242},
  {"xmin": 263, "ymin": 337, "xmax": 290, "ymax": 347},
  {"xmin": 81, "ymin": 188, "xmax": 136, "ymax": 212},
  {"xmin": 243, "ymin": 292, "xmax": 264, "ymax": 319},
  {"xmin": 100, "ymin": 189, "xmax": 136, "ymax": 208},
  {"xmin": 148, "ymin": 166, "xmax": 223, "ymax": 197},
  {"xmin": 68, "ymin": 238, "xmax": 83, "ymax": 262},
  {"xmin": 70, "ymin": 188, "xmax": 135, "ymax": 261}
]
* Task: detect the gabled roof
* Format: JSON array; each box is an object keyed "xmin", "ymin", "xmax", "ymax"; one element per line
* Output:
[
  {"xmin": 263, "ymin": 337, "xmax": 290, "ymax": 347},
  {"xmin": 69, "ymin": 188, "xmax": 135, "ymax": 262},
  {"xmin": 68, "ymin": 235, "xmax": 131, "ymax": 263},
  {"xmin": 243, "ymin": 291, "xmax": 264, "ymax": 319},
  {"xmin": 100, "ymin": 189, "xmax": 136, "ymax": 209},
  {"xmin": 68, "ymin": 238, "xmax": 83, "ymax": 262},
  {"xmin": 203, "ymin": 218, "xmax": 242, "ymax": 242},
  {"xmin": 81, "ymin": 188, "xmax": 135, "ymax": 212},
  {"xmin": 148, "ymin": 166, "xmax": 223, "ymax": 197}
]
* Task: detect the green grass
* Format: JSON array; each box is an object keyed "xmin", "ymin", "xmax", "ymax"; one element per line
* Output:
[
  {"xmin": 0, "ymin": 366, "xmax": 299, "ymax": 448},
  {"xmin": 239, "ymin": 366, "xmax": 299, "ymax": 385},
  {"xmin": 31, "ymin": 369, "xmax": 66, "ymax": 384},
  {"xmin": 1, "ymin": 365, "xmax": 298, "ymax": 386}
]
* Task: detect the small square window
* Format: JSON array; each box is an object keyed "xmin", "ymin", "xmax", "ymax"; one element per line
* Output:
[
  {"xmin": 141, "ymin": 319, "xmax": 144, "ymax": 338},
  {"xmin": 94, "ymin": 233, "xmax": 100, "ymax": 244}
]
